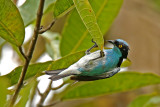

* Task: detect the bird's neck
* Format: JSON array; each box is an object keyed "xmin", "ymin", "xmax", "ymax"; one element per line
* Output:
[
  {"xmin": 112, "ymin": 46, "xmax": 122, "ymax": 56},
  {"xmin": 112, "ymin": 46, "xmax": 123, "ymax": 67}
]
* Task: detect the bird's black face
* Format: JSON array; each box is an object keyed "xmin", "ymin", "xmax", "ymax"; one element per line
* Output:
[{"xmin": 108, "ymin": 39, "xmax": 129, "ymax": 59}]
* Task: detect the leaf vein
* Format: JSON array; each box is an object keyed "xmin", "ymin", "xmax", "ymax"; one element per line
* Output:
[
  {"xmin": 71, "ymin": 0, "xmax": 108, "ymax": 53},
  {"xmin": 0, "ymin": 20, "xmax": 19, "ymax": 45}
]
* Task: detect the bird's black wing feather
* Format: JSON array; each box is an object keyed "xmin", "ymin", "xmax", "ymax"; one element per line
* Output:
[
  {"xmin": 45, "ymin": 69, "xmax": 66, "ymax": 75},
  {"xmin": 49, "ymin": 74, "xmax": 71, "ymax": 81}
]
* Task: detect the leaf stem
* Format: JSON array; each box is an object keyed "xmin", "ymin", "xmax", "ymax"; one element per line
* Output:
[{"xmin": 9, "ymin": 0, "xmax": 45, "ymax": 106}]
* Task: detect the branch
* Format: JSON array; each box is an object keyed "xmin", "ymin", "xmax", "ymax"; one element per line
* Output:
[
  {"xmin": 18, "ymin": 46, "xmax": 28, "ymax": 60},
  {"xmin": 37, "ymin": 81, "xmax": 64, "ymax": 107},
  {"xmin": 39, "ymin": 19, "xmax": 56, "ymax": 34},
  {"xmin": 51, "ymin": 82, "xmax": 65, "ymax": 90},
  {"xmin": 9, "ymin": 0, "xmax": 45, "ymax": 106},
  {"xmin": 37, "ymin": 81, "xmax": 52, "ymax": 107},
  {"xmin": 37, "ymin": 87, "xmax": 43, "ymax": 97}
]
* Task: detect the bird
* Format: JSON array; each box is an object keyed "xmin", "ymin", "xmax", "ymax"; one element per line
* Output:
[{"xmin": 45, "ymin": 39, "xmax": 129, "ymax": 81}]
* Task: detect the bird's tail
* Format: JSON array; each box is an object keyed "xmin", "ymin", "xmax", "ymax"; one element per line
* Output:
[{"xmin": 45, "ymin": 69, "xmax": 75, "ymax": 81}]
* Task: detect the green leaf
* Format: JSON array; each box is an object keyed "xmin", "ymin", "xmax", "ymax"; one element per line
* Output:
[
  {"xmin": 2, "ymin": 61, "xmax": 52, "ymax": 86},
  {"xmin": 53, "ymin": 0, "xmax": 74, "ymax": 18},
  {"xmin": 129, "ymin": 93, "xmax": 160, "ymax": 107},
  {"xmin": 62, "ymin": 72, "xmax": 160, "ymax": 100},
  {"xmin": 0, "ymin": 37, "xmax": 6, "ymax": 59},
  {"xmin": 2, "ymin": 49, "xmax": 130, "ymax": 86},
  {"xmin": 15, "ymin": 79, "xmax": 37, "ymax": 107},
  {"xmin": 19, "ymin": 0, "xmax": 56, "ymax": 26},
  {"xmin": 0, "ymin": 0, "xmax": 25, "ymax": 46},
  {"xmin": 61, "ymin": 0, "xmax": 123, "ymax": 56},
  {"xmin": 0, "ymin": 77, "xmax": 10, "ymax": 107},
  {"xmin": 73, "ymin": 0, "xmax": 104, "ymax": 50},
  {"xmin": 47, "ymin": 50, "xmax": 85, "ymax": 70},
  {"xmin": 45, "ymin": 2, "xmax": 55, "ymax": 14},
  {"xmin": 2, "ymin": 51, "xmax": 85, "ymax": 86}
]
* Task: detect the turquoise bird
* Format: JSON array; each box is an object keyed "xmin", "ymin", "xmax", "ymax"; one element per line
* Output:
[{"xmin": 45, "ymin": 39, "xmax": 129, "ymax": 81}]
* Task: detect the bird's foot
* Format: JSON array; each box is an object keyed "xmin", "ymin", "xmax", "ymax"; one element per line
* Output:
[
  {"xmin": 100, "ymin": 50, "xmax": 105, "ymax": 57},
  {"xmin": 85, "ymin": 39, "xmax": 98, "ymax": 55}
]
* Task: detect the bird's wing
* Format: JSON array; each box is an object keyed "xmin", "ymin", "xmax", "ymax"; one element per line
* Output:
[
  {"xmin": 75, "ymin": 50, "xmax": 107, "ymax": 70},
  {"xmin": 76, "ymin": 50, "xmax": 101, "ymax": 66},
  {"xmin": 100, "ymin": 67, "xmax": 120, "ymax": 77},
  {"xmin": 70, "ymin": 67, "xmax": 120, "ymax": 81},
  {"xmin": 45, "ymin": 69, "xmax": 66, "ymax": 75}
]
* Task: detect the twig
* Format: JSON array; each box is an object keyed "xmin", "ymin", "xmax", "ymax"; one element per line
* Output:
[
  {"xmin": 37, "ymin": 81, "xmax": 64, "ymax": 107},
  {"xmin": 18, "ymin": 46, "xmax": 28, "ymax": 60},
  {"xmin": 37, "ymin": 86, "xmax": 43, "ymax": 97},
  {"xmin": 9, "ymin": 0, "xmax": 45, "ymax": 106},
  {"xmin": 39, "ymin": 19, "xmax": 56, "ymax": 34},
  {"xmin": 51, "ymin": 82, "xmax": 65, "ymax": 90},
  {"xmin": 37, "ymin": 81, "xmax": 52, "ymax": 107}
]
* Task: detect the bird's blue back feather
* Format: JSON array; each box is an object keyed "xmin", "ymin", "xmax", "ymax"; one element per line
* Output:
[{"xmin": 78, "ymin": 47, "xmax": 122, "ymax": 76}]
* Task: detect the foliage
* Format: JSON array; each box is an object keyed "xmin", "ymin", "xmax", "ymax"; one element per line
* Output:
[
  {"xmin": 0, "ymin": 0, "xmax": 25, "ymax": 46},
  {"xmin": 62, "ymin": 72, "xmax": 160, "ymax": 100},
  {"xmin": 129, "ymin": 93, "xmax": 160, "ymax": 107},
  {"xmin": 60, "ymin": 0, "xmax": 123, "ymax": 56},
  {"xmin": 0, "ymin": 77, "xmax": 10, "ymax": 107},
  {"xmin": 0, "ymin": 0, "xmax": 159, "ymax": 106}
]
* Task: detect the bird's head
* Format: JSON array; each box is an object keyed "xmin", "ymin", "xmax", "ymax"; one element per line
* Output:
[{"xmin": 108, "ymin": 39, "xmax": 129, "ymax": 59}]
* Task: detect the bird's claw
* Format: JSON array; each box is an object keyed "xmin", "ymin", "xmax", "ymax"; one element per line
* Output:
[
  {"xmin": 85, "ymin": 39, "xmax": 98, "ymax": 55},
  {"xmin": 100, "ymin": 50, "xmax": 105, "ymax": 57}
]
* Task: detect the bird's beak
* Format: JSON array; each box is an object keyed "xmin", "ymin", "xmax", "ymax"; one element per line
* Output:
[{"xmin": 107, "ymin": 40, "xmax": 114, "ymax": 44}]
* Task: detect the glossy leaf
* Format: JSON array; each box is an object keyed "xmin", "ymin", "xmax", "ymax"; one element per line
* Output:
[
  {"xmin": 2, "ymin": 48, "xmax": 130, "ymax": 86},
  {"xmin": 61, "ymin": 0, "xmax": 123, "ymax": 56},
  {"xmin": 0, "ymin": 0, "xmax": 25, "ymax": 46},
  {"xmin": 0, "ymin": 77, "xmax": 10, "ymax": 107},
  {"xmin": 62, "ymin": 72, "xmax": 160, "ymax": 100},
  {"xmin": 2, "ymin": 61, "xmax": 52, "ymax": 86},
  {"xmin": 129, "ymin": 94, "xmax": 160, "ymax": 107},
  {"xmin": 2, "ymin": 51, "xmax": 85, "ymax": 86},
  {"xmin": 19, "ymin": 0, "xmax": 56, "ymax": 26},
  {"xmin": 73, "ymin": 0, "xmax": 104, "ymax": 50},
  {"xmin": 54, "ymin": 0, "xmax": 74, "ymax": 18}
]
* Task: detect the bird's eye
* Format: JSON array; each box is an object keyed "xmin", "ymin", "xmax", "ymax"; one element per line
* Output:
[{"xmin": 119, "ymin": 45, "xmax": 122, "ymax": 48}]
